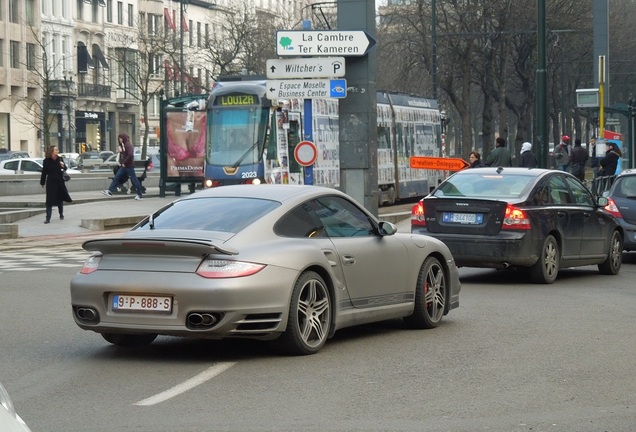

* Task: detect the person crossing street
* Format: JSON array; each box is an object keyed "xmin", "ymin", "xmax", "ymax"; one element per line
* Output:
[{"xmin": 102, "ymin": 133, "xmax": 143, "ymax": 200}]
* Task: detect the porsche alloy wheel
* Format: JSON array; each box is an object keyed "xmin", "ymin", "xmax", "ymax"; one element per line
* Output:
[
  {"xmin": 276, "ymin": 271, "xmax": 332, "ymax": 355},
  {"xmin": 404, "ymin": 256, "xmax": 446, "ymax": 329}
]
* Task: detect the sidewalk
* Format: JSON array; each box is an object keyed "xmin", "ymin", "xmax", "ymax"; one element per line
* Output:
[
  {"xmin": 0, "ymin": 187, "xmax": 177, "ymax": 244},
  {"xmin": 0, "ymin": 186, "xmax": 412, "ymax": 245}
]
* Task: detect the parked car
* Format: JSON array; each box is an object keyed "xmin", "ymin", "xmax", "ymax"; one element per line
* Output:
[
  {"xmin": 70, "ymin": 184, "xmax": 461, "ymax": 355},
  {"xmin": 0, "ymin": 158, "xmax": 81, "ymax": 175},
  {"xmin": 0, "ymin": 382, "xmax": 32, "ymax": 432},
  {"xmin": 411, "ymin": 167, "xmax": 623, "ymax": 284},
  {"xmin": 601, "ymin": 168, "xmax": 636, "ymax": 251},
  {"xmin": 76, "ymin": 152, "xmax": 104, "ymax": 169},
  {"xmin": 0, "ymin": 149, "xmax": 30, "ymax": 162}
]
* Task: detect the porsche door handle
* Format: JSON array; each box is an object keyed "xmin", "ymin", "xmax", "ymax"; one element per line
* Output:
[{"xmin": 342, "ymin": 255, "xmax": 356, "ymax": 265}]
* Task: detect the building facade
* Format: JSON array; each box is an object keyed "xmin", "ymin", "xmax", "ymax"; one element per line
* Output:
[{"xmin": 1, "ymin": 0, "xmax": 309, "ymax": 156}]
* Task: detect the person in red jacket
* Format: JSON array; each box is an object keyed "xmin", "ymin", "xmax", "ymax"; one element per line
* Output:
[{"xmin": 102, "ymin": 133, "xmax": 143, "ymax": 200}]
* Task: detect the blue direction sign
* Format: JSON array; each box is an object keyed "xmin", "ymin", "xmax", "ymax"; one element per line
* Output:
[
  {"xmin": 266, "ymin": 79, "xmax": 348, "ymax": 99},
  {"xmin": 276, "ymin": 30, "xmax": 376, "ymax": 57}
]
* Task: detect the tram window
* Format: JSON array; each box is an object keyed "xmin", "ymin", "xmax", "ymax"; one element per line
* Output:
[{"xmin": 377, "ymin": 126, "xmax": 390, "ymax": 149}]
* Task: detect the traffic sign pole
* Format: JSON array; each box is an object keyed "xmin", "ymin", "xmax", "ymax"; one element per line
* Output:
[{"xmin": 303, "ymin": 103, "xmax": 314, "ymax": 184}]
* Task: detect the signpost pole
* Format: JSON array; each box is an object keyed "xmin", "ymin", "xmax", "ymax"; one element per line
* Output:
[
  {"xmin": 302, "ymin": 20, "xmax": 314, "ymax": 185},
  {"xmin": 338, "ymin": 0, "xmax": 378, "ymax": 216}
]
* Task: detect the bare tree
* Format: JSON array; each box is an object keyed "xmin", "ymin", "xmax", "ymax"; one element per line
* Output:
[
  {"xmin": 8, "ymin": 23, "xmax": 62, "ymax": 153},
  {"xmin": 107, "ymin": 15, "xmax": 174, "ymax": 158}
]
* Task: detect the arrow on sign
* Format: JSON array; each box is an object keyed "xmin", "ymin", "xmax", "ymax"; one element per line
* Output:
[
  {"xmin": 410, "ymin": 156, "xmax": 470, "ymax": 171},
  {"xmin": 266, "ymin": 57, "xmax": 346, "ymax": 79}
]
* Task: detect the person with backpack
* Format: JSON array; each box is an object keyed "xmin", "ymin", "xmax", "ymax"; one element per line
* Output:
[{"xmin": 598, "ymin": 141, "xmax": 622, "ymax": 177}]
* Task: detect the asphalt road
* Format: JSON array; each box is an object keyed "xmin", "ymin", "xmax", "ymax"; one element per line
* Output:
[{"xmin": 2, "ymin": 253, "xmax": 636, "ymax": 432}]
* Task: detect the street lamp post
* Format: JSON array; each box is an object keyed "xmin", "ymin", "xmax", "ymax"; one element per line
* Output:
[{"xmin": 62, "ymin": 71, "xmax": 73, "ymax": 154}]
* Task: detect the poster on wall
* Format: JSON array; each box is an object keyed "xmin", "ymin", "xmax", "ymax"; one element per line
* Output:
[{"xmin": 165, "ymin": 110, "xmax": 206, "ymax": 180}]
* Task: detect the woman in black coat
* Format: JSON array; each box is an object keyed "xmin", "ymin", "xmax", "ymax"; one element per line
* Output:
[
  {"xmin": 598, "ymin": 141, "xmax": 622, "ymax": 177},
  {"xmin": 40, "ymin": 145, "xmax": 72, "ymax": 224}
]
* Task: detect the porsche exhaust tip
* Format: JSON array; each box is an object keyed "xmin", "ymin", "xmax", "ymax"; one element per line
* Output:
[{"xmin": 186, "ymin": 312, "xmax": 220, "ymax": 329}]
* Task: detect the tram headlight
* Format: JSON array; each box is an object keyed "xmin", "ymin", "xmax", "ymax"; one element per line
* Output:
[
  {"xmin": 204, "ymin": 179, "xmax": 213, "ymax": 188},
  {"xmin": 252, "ymin": 178, "xmax": 261, "ymax": 185}
]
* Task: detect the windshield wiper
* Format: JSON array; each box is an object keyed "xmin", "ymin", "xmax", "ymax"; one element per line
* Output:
[
  {"xmin": 147, "ymin": 202, "xmax": 175, "ymax": 230},
  {"xmin": 232, "ymin": 140, "xmax": 260, "ymax": 169}
]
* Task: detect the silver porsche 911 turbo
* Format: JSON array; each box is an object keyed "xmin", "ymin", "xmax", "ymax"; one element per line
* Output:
[{"xmin": 70, "ymin": 184, "xmax": 461, "ymax": 355}]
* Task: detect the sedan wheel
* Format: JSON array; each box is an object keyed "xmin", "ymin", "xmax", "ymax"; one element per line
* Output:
[
  {"xmin": 404, "ymin": 256, "xmax": 446, "ymax": 329},
  {"xmin": 101, "ymin": 333, "xmax": 157, "ymax": 346},
  {"xmin": 598, "ymin": 230, "xmax": 623, "ymax": 275},
  {"xmin": 275, "ymin": 271, "xmax": 331, "ymax": 355},
  {"xmin": 530, "ymin": 235, "xmax": 559, "ymax": 284}
]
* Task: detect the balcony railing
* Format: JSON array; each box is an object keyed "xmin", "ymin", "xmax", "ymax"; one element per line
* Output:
[{"xmin": 77, "ymin": 83, "xmax": 111, "ymax": 98}]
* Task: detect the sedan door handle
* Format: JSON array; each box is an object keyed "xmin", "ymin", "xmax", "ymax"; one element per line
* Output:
[{"xmin": 342, "ymin": 255, "xmax": 356, "ymax": 265}]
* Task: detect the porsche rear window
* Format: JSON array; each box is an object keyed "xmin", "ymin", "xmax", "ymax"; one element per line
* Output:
[
  {"xmin": 134, "ymin": 197, "xmax": 280, "ymax": 232},
  {"xmin": 434, "ymin": 173, "xmax": 534, "ymax": 199}
]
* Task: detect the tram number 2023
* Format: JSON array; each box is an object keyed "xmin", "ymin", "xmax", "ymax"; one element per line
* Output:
[{"xmin": 241, "ymin": 171, "xmax": 258, "ymax": 179}]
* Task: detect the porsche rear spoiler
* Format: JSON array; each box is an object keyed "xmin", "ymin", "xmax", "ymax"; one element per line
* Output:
[{"xmin": 82, "ymin": 237, "xmax": 239, "ymax": 257}]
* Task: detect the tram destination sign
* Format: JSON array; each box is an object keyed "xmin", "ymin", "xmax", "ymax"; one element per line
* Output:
[
  {"xmin": 276, "ymin": 30, "xmax": 376, "ymax": 57},
  {"xmin": 266, "ymin": 57, "xmax": 346, "ymax": 79},
  {"xmin": 266, "ymin": 79, "xmax": 347, "ymax": 99}
]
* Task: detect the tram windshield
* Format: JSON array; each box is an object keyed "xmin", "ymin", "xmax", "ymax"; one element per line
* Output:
[{"xmin": 207, "ymin": 105, "xmax": 269, "ymax": 167}]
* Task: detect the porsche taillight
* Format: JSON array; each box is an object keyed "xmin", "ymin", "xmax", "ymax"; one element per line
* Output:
[
  {"xmin": 502, "ymin": 204, "xmax": 531, "ymax": 230},
  {"xmin": 196, "ymin": 259, "xmax": 265, "ymax": 278},
  {"xmin": 80, "ymin": 254, "xmax": 102, "ymax": 274},
  {"xmin": 411, "ymin": 201, "xmax": 426, "ymax": 227}
]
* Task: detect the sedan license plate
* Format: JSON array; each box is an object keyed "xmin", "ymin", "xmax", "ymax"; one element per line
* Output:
[
  {"xmin": 112, "ymin": 294, "xmax": 172, "ymax": 312},
  {"xmin": 442, "ymin": 212, "xmax": 483, "ymax": 225}
]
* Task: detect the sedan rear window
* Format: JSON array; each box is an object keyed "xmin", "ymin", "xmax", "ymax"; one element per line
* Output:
[
  {"xmin": 134, "ymin": 197, "xmax": 280, "ymax": 233},
  {"xmin": 434, "ymin": 173, "xmax": 534, "ymax": 199}
]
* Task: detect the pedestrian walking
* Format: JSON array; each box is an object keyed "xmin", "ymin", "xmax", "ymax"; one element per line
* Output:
[
  {"xmin": 598, "ymin": 141, "xmax": 622, "ymax": 177},
  {"xmin": 589, "ymin": 137, "xmax": 600, "ymax": 177},
  {"xmin": 102, "ymin": 133, "xmax": 143, "ymax": 200},
  {"xmin": 40, "ymin": 145, "xmax": 72, "ymax": 224},
  {"xmin": 468, "ymin": 151, "xmax": 486, "ymax": 168},
  {"xmin": 554, "ymin": 135, "xmax": 571, "ymax": 172},
  {"xmin": 568, "ymin": 138, "xmax": 589, "ymax": 181},
  {"xmin": 485, "ymin": 137, "xmax": 512, "ymax": 167},
  {"xmin": 518, "ymin": 142, "xmax": 538, "ymax": 168}
]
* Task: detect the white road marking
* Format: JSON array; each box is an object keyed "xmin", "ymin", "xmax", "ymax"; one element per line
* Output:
[{"xmin": 133, "ymin": 362, "xmax": 236, "ymax": 406}]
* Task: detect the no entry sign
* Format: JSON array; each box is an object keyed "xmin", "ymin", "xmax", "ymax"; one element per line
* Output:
[{"xmin": 294, "ymin": 140, "xmax": 318, "ymax": 166}]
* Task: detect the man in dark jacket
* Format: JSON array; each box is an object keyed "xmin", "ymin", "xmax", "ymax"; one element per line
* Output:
[
  {"xmin": 568, "ymin": 138, "xmax": 589, "ymax": 181},
  {"xmin": 485, "ymin": 137, "xmax": 512, "ymax": 167},
  {"xmin": 102, "ymin": 133, "xmax": 143, "ymax": 200},
  {"xmin": 518, "ymin": 142, "xmax": 538, "ymax": 168}
]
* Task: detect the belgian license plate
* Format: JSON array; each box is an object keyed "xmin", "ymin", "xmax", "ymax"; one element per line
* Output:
[
  {"xmin": 442, "ymin": 212, "xmax": 483, "ymax": 224},
  {"xmin": 112, "ymin": 294, "xmax": 172, "ymax": 312}
]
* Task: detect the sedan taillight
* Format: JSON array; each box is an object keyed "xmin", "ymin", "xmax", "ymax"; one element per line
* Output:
[
  {"xmin": 502, "ymin": 204, "xmax": 531, "ymax": 230},
  {"xmin": 411, "ymin": 201, "xmax": 426, "ymax": 227},
  {"xmin": 196, "ymin": 259, "xmax": 265, "ymax": 278},
  {"xmin": 603, "ymin": 197, "xmax": 623, "ymax": 218}
]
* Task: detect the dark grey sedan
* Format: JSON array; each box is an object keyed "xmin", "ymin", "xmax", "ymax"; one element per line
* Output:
[
  {"xmin": 71, "ymin": 185, "xmax": 461, "ymax": 355},
  {"xmin": 411, "ymin": 167, "xmax": 623, "ymax": 283},
  {"xmin": 601, "ymin": 168, "xmax": 636, "ymax": 251}
]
